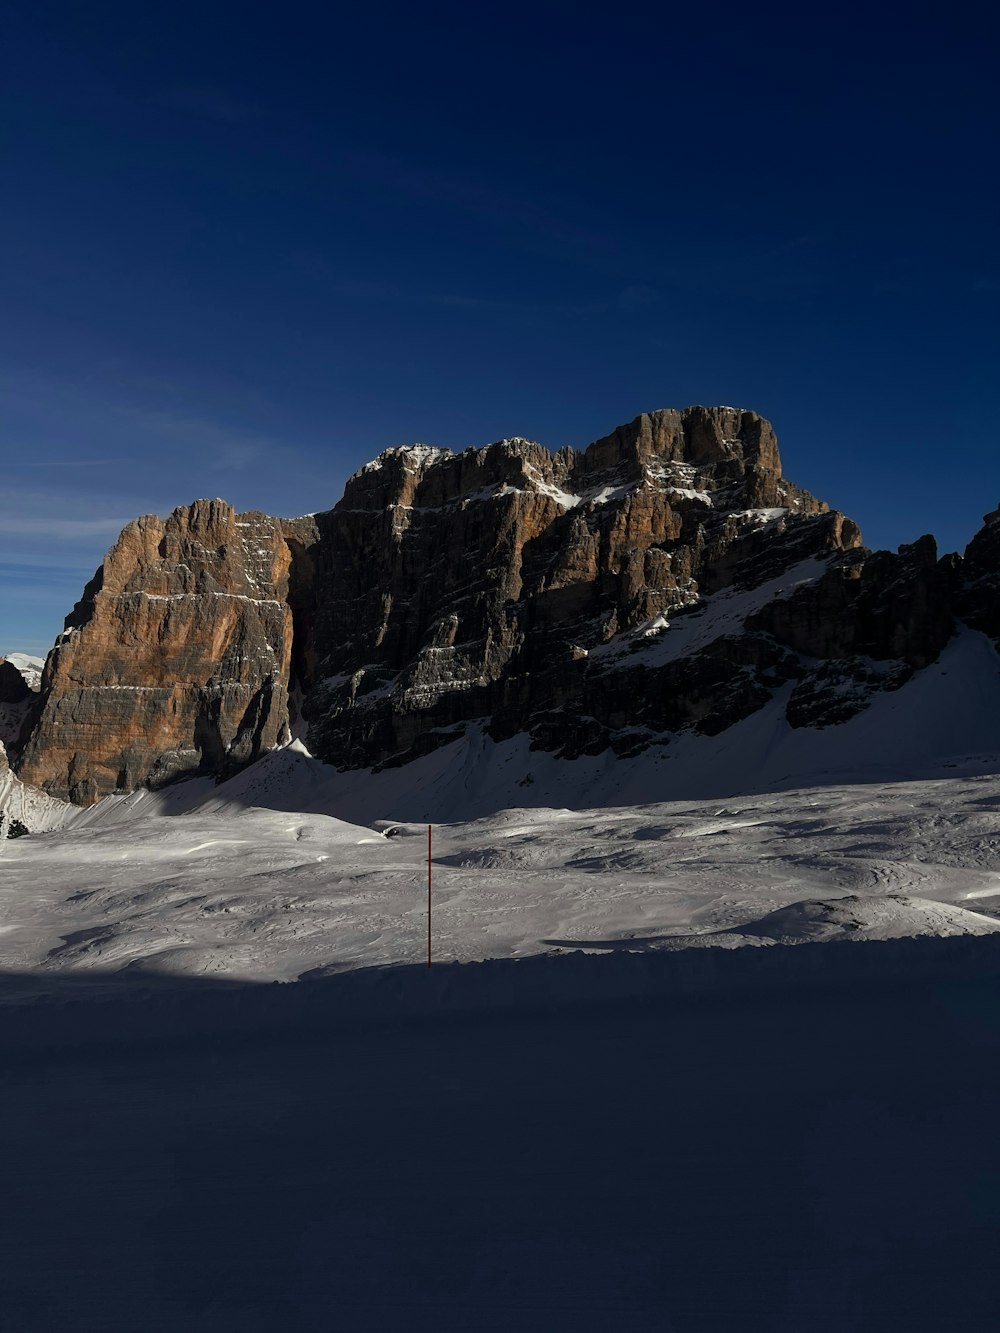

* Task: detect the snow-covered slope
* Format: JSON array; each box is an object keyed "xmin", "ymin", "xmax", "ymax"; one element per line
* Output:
[
  {"xmin": 735, "ymin": 893, "xmax": 1000, "ymax": 943},
  {"xmin": 0, "ymin": 766, "xmax": 73, "ymax": 834},
  {"xmin": 2, "ymin": 610, "xmax": 997, "ymax": 983},
  {"xmin": 6, "ymin": 926, "xmax": 1000, "ymax": 1333},
  {"xmin": 3, "ymin": 759, "xmax": 1000, "ymax": 982},
  {"xmin": 119, "ymin": 624, "xmax": 1000, "ymax": 828},
  {"xmin": 3, "ymin": 653, "xmax": 44, "ymax": 692}
]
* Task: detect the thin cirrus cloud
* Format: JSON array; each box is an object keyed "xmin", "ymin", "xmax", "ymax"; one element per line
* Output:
[
  {"xmin": 2, "ymin": 516, "xmax": 133, "ymax": 540},
  {"xmin": 325, "ymin": 272, "xmax": 659, "ymax": 320},
  {"xmin": 12, "ymin": 457, "xmax": 132, "ymax": 470},
  {"xmin": 0, "ymin": 494, "xmax": 139, "ymax": 655},
  {"xmin": 1, "ymin": 373, "xmax": 279, "ymax": 487},
  {"xmin": 157, "ymin": 84, "xmax": 259, "ymax": 125},
  {"xmin": 0, "ymin": 487, "xmax": 151, "ymax": 555},
  {"xmin": 0, "ymin": 385, "xmax": 316, "ymax": 653},
  {"xmin": 110, "ymin": 404, "xmax": 281, "ymax": 472},
  {"xmin": 343, "ymin": 150, "xmax": 615, "ymax": 259}
]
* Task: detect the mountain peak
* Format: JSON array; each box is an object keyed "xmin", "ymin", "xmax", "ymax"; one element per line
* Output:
[{"xmin": 13, "ymin": 407, "xmax": 995, "ymax": 805}]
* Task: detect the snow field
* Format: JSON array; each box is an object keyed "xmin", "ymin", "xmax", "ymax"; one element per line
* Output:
[{"xmin": 2, "ymin": 763, "xmax": 1000, "ymax": 984}]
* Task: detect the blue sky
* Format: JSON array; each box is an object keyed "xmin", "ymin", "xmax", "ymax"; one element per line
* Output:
[{"xmin": 2, "ymin": 1, "xmax": 998, "ymax": 656}]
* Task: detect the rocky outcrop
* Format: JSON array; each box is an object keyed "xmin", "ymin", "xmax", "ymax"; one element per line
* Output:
[
  {"xmin": 304, "ymin": 407, "xmax": 861, "ymax": 768},
  {"xmin": 0, "ymin": 656, "xmax": 42, "ymax": 758},
  {"xmin": 18, "ymin": 500, "xmax": 318, "ymax": 803},
  {"xmin": 957, "ymin": 504, "xmax": 1000, "ymax": 646},
  {"xmin": 746, "ymin": 534, "xmax": 959, "ymax": 728},
  {"xmin": 11, "ymin": 407, "xmax": 1000, "ymax": 802},
  {"xmin": 0, "ymin": 659, "xmax": 32, "ymax": 705}
]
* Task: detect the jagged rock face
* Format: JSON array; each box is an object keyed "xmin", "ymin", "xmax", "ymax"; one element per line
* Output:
[
  {"xmin": 0, "ymin": 660, "xmax": 32, "ymax": 705},
  {"xmin": 744, "ymin": 534, "xmax": 959, "ymax": 728},
  {"xmin": 752, "ymin": 536, "xmax": 954, "ymax": 667},
  {"xmin": 14, "ymin": 407, "xmax": 999, "ymax": 802},
  {"xmin": 482, "ymin": 527, "xmax": 957, "ymax": 758},
  {"xmin": 0, "ymin": 658, "xmax": 41, "ymax": 758},
  {"xmin": 303, "ymin": 407, "xmax": 861, "ymax": 766},
  {"xmin": 18, "ymin": 500, "xmax": 318, "ymax": 803},
  {"xmin": 957, "ymin": 504, "xmax": 1000, "ymax": 646}
]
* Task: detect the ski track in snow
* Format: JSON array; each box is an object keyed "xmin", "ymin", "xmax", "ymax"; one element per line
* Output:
[
  {"xmin": 4, "ymin": 641, "xmax": 1000, "ymax": 1327},
  {"xmin": 0, "ymin": 624, "xmax": 998, "ymax": 985},
  {"xmin": 2, "ymin": 765, "xmax": 1000, "ymax": 983}
]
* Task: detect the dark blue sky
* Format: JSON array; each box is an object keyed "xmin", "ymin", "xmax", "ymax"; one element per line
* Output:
[{"xmin": 2, "ymin": 1, "xmax": 998, "ymax": 655}]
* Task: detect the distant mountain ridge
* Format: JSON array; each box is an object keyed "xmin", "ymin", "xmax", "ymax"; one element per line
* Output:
[{"xmin": 9, "ymin": 406, "xmax": 1000, "ymax": 805}]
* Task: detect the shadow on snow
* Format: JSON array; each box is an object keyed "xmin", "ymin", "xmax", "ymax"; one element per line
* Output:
[{"xmin": 2, "ymin": 939, "xmax": 1000, "ymax": 1332}]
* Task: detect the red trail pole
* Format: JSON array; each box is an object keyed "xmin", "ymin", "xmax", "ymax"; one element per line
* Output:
[{"xmin": 427, "ymin": 823, "xmax": 432, "ymax": 968}]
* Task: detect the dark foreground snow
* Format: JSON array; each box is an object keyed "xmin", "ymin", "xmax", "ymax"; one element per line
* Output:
[{"xmin": 2, "ymin": 941, "xmax": 1000, "ymax": 1332}]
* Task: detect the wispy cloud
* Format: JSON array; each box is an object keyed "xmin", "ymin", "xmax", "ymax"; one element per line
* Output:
[
  {"xmin": 422, "ymin": 291, "xmax": 601, "ymax": 316},
  {"xmin": 0, "ymin": 373, "xmax": 317, "ymax": 655},
  {"xmin": 10, "ymin": 457, "xmax": 131, "ymax": 469},
  {"xmin": 0, "ymin": 562, "xmax": 97, "ymax": 583},
  {"xmin": 325, "ymin": 273, "xmax": 665, "ymax": 321},
  {"xmin": 617, "ymin": 284, "xmax": 658, "ymax": 312},
  {"xmin": 158, "ymin": 84, "xmax": 258, "ymax": 125},
  {"xmin": 344, "ymin": 150, "xmax": 613, "ymax": 258},
  {"xmin": 2, "ymin": 516, "xmax": 131, "ymax": 540},
  {"xmin": 111, "ymin": 405, "xmax": 280, "ymax": 472}
]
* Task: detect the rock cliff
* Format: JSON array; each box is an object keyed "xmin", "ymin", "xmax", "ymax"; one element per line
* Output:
[
  {"xmin": 0, "ymin": 654, "xmax": 42, "ymax": 759},
  {"xmin": 957, "ymin": 504, "xmax": 1000, "ymax": 647},
  {"xmin": 17, "ymin": 500, "xmax": 318, "ymax": 802},
  {"xmin": 304, "ymin": 407, "xmax": 860, "ymax": 767},
  {"xmin": 11, "ymin": 406, "xmax": 1000, "ymax": 803}
]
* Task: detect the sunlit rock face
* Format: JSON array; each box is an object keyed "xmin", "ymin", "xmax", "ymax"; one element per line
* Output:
[
  {"xmin": 17, "ymin": 500, "xmax": 318, "ymax": 803},
  {"xmin": 13, "ymin": 406, "xmax": 999, "ymax": 802}
]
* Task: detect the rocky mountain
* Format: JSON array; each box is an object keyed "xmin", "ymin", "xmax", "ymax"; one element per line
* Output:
[
  {"xmin": 956, "ymin": 503, "xmax": 1000, "ymax": 644},
  {"xmin": 0, "ymin": 653, "xmax": 43, "ymax": 765},
  {"xmin": 9, "ymin": 406, "xmax": 1000, "ymax": 805},
  {"xmin": 16, "ymin": 502, "xmax": 317, "ymax": 804}
]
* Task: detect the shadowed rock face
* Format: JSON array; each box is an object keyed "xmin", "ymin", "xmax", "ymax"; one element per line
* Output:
[
  {"xmin": 18, "ymin": 500, "xmax": 318, "ymax": 803},
  {"xmin": 957, "ymin": 505, "xmax": 1000, "ymax": 646},
  {"xmin": 303, "ymin": 407, "xmax": 863, "ymax": 767},
  {"xmin": 0, "ymin": 660, "xmax": 32, "ymax": 705},
  {"xmin": 11, "ymin": 407, "xmax": 1000, "ymax": 802},
  {"xmin": 0, "ymin": 658, "xmax": 41, "ymax": 761}
]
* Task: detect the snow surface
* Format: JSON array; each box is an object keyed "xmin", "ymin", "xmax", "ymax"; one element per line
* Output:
[
  {"xmin": 0, "ymin": 610, "xmax": 998, "ymax": 983},
  {"xmin": 592, "ymin": 557, "xmax": 828, "ymax": 664},
  {"xmin": 3, "ymin": 645, "xmax": 1000, "ymax": 1326},
  {"xmin": 358, "ymin": 444, "xmax": 453, "ymax": 475},
  {"xmin": 349, "ymin": 443, "xmax": 774, "ymax": 516},
  {"xmin": 3, "ymin": 905, "xmax": 1000, "ymax": 1331},
  {"xmin": 3, "ymin": 653, "xmax": 44, "ymax": 691},
  {"xmin": 4, "ymin": 754, "xmax": 1000, "ymax": 982},
  {"xmin": 126, "ymin": 624, "xmax": 1000, "ymax": 829},
  {"xmin": 0, "ymin": 767, "xmax": 72, "ymax": 834}
]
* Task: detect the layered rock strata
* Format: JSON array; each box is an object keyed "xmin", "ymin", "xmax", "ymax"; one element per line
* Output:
[
  {"xmin": 11, "ymin": 406, "xmax": 1000, "ymax": 802},
  {"xmin": 957, "ymin": 504, "xmax": 1000, "ymax": 646},
  {"xmin": 18, "ymin": 500, "xmax": 318, "ymax": 803},
  {"xmin": 304, "ymin": 408, "xmax": 860, "ymax": 766}
]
